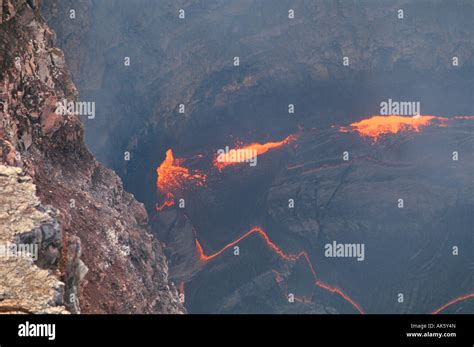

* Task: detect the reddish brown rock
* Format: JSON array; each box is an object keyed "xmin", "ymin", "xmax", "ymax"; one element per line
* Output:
[{"xmin": 0, "ymin": 0, "xmax": 184, "ymax": 314}]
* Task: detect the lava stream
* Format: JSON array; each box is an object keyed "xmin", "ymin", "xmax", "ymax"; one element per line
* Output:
[
  {"xmin": 156, "ymin": 149, "xmax": 207, "ymax": 211},
  {"xmin": 339, "ymin": 115, "xmax": 448, "ymax": 142},
  {"xmin": 213, "ymin": 134, "xmax": 297, "ymax": 171},
  {"xmin": 431, "ymin": 293, "xmax": 474, "ymax": 314},
  {"xmin": 195, "ymin": 226, "xmax": 365, "ymax": 314},
  {"xmin": 155, "ymin": 196, "xmax": 175, "ymax": 212}
]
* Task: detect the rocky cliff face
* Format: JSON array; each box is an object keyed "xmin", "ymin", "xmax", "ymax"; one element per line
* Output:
[
  {"xmin": 0, "ymin": 164, "xmax": 69, "ymax": 314},
  {"xmin": 0, "ymin": 0, "xmax": 184, "ymax": 314}
]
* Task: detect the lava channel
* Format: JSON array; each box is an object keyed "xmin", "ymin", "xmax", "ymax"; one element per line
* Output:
[
  {"xmin": 156, "ymin": 149, "xmax": 207, "ymax": 211},
  {"xmin": 339, "ymin": 115, "xmax": 448, "ymax": 142},
  {"xmin": 195, "ymin": 226, "xmax": 365, "ymax": 314},
  {"xmin": 194, "ymin": 226, "xmax": 474, "ymax": 314},
  {"xmin": 213, "ymin": 134, "xmax": 297, "ymax": 171},
  {"xmin": 432, "ymin": 292, "xmax": 474, "ymax": 314}
]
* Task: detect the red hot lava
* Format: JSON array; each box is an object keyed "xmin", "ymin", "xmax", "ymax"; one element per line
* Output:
[
  {"xmin": 156, "ymin": 149, "xmax": 207, "ymax": 211},
  {"xmin": 213, "ymin": 134, "xmax": 297, "ymax": 171},
  {"xmin": 431, "ymin": 293, "xmax": 474, "ymax": 314},
  {"xmin": 195, "ymin": 226, "xmax": 365, "ymax": 314},
  {"xmin": 339, "ymin": 115, "xmax": 448, "ymax": 142},
  {"xmin": 194, "ymin": 226, "xmax": 474, "ymax": 314}
]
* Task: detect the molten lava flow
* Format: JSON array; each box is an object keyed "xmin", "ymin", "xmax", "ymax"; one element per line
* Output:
[
  {"xmin": 156, "ymin": 149, "xmax": 207, "ymax": 211},
  {"xmin": 195, "ymin": 226, "xmax": 365, "ymax": 314},
  {"xmin": 272, "ymin": 269, "xmax": 313, "ymax": 304},
  {"xmin": 155, "ymin": 197, "xmax": 175, "ymax": 212},
  {"xmin": 340, "ymin": 115, "xmax": 448, "ymax": 142},
  {"xmin": 431, "ymin": 292, "xmax": 474, "ymax": 314},
  {"xmin": 213, "ymin": 134, "xmax": 297, "ymax": 171}
]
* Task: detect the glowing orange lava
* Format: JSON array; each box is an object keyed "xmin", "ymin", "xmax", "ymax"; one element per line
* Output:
[
  {"xmin": 195, "ymin": 226, "xmax": 365, "ymax": 314},
  {"xmin": 155, "ymin": 198, "xmax": 175, "ymax": 212},
  {"xmin": 155, "ymin": 149, "xmax": 206, "ymax": 211},
  {"xmin": 213, "ymin": 135, "xmax": 297, "ymax": 171},
  {"xmin": 432, "ymin": 292, "xmax": 474, "ymax": 314},
  {"xmin": 340, "ymin": 115, "xmax": 448, "ymax": 142},
  {"xmin": 194, "ymin": 225, "xmax": 474, "ymax": 314}
]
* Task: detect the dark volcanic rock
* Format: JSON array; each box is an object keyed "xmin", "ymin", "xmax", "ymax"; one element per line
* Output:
[
  {"xmin": 161, "ymin": 125, "xmax": 474, "ymax": 314},
  {"xmin": 264, "ymin": 127, "xmax": 474, "ymax": 314}
]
